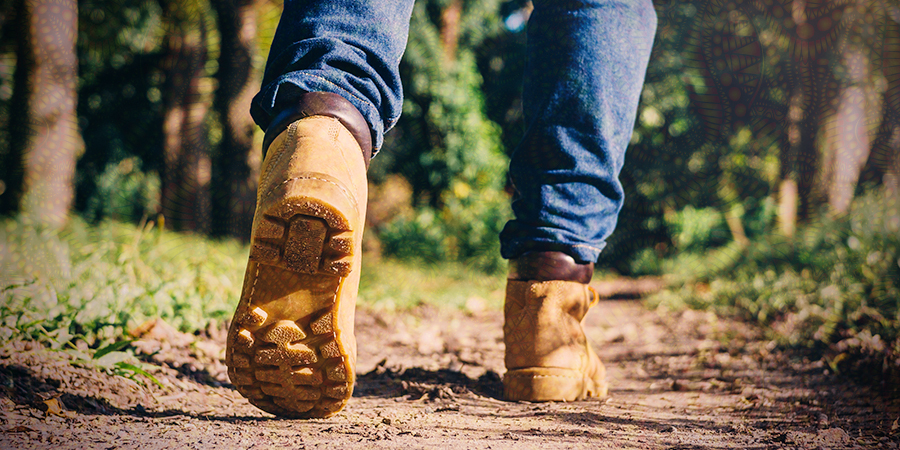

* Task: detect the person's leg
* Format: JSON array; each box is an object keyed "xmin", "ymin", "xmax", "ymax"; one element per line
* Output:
[
  {"xmin": 250, "ymin": 0, "xmax": 415, "ymax": 154},
  {"xmin": 500, "ymin": 0, "xmax": 657, "ymax": 264},
  {"xmin": 501, "ymin": 0, "xmax": 657, "ymax": 402},
  {"xmin": 226, "ymin": 0, "xmax": 414, "ymax": 419}
]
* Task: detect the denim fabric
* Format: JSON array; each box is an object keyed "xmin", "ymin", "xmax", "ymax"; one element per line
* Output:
[
  {"xmin": 253, "ymin": 0, "xmax": 656, "ymax": 263},
  {"xmin": 250, "ymin": 0, "xmax": 415, "ymax": 152},
  {"xmin": 500, "ymin": 0, "xmax": 657, "ymax": 263}
]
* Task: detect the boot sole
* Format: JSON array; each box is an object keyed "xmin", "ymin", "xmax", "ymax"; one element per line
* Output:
[
  {"xmin": 503, "ymin": 368, "xmax": 608, "ymax": 402},
  {"xmin": 226, "ymin": 176, "xmax": 358, "ymax": 419}
]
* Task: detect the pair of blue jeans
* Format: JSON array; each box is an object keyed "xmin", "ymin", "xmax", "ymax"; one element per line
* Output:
[{"xmin": 250, "ymin": 0, "xmax": 657, "ymax": 264}]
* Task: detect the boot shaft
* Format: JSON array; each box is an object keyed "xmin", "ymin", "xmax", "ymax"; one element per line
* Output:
[{"xmin": 503, "ymin": 279, "xmax": 595, "ymax": 371}]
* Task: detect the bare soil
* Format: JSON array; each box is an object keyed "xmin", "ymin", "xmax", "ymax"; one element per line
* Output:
[{"xmin": 1, "ymin": 298, "xmax": 898, "ymax": 449}]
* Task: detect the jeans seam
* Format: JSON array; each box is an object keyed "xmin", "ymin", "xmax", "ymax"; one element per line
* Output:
[
  {"xmin": 506, "ymin": 239, "xmax": 605, "ymax": 255},
  {"xmin": 387, "ymin": 113, "xmax": 401, "ymax": 129},
  {"xmin": 570, "ymin": 243, "xmax": 603, "ymax": 251}
]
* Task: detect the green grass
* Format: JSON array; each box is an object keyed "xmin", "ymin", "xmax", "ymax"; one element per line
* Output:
[
  {"xmin": 0, "ymin": 216, "xmax": 505, "ymax": 350},
  {"xmin": 359, "ymin": 257, "xmax": 504, "ymax": 311},
  {"xmin": 646, "ymin": 190, "xmax": 900, "ymax": 373},
  {"xmin": 0, "ymin": 218, "xmax": 246, "ymax": 346}
]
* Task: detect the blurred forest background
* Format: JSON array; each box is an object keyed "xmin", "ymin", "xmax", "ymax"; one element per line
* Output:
[{"xmin": 0, "ymin": 0, "xmax": 899, "ymax": 375}]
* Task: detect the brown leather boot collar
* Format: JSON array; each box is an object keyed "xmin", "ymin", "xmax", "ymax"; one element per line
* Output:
[
  {"xmin": 263, "ymin": 92, "xmax": 373, "ymax": 168},
  {"xmin": 508, "ymin": 251, "xmax": 594, "ymax": 284}
]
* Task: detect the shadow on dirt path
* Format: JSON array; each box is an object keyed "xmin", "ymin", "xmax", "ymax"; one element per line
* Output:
[{"xmin": 1, "ymin": 299, "xmax": 898, "ymax": 449}]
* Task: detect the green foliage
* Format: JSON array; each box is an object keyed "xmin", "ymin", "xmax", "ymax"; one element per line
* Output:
[
  {"xmin": 0, "ymin": 0, "xmax": 893, "ymax": 279},
  {"xmin": 649, "ymin": 191, "xmax": 900, "ymax": 368},
  {"xmin": 0, "ymin": 217, "xmax": 506, "ymax": 350},
  {"xmin": 376, "ymin": 0, "xmax": 512, "ymax": 271},
  {"xmin": 379, "ymin": 186, "xmax": 511, "ymax": 273},
  {"xmin": 379, "ymin": 209, "xmax": 450, "ymax": 263},
  {"xmin": 75, "ymin": 0, "xmax": 168, "ymax": 222},
  {"xmin": 603, "ymin": 0, "xmax": 840, "ymax": 273},
  {"xmin": 359, "ymin": 257, "xmax": 504, "ymax": 311},
  {"xmin": 82, "ymin": 157, "xmax": 161, "ymax": 223},
  {"xmin": 388, "ymin": 0, "xmax": 507, "ymax": 201},
  {"xmin": 0, "ymin": 218, "xmax": 247, "ymax": 347},
  {"xmin": 74, "ymin": 0, "xmax": 221, "ymax": 227},
  {"xmin": 666, "ymin": 206, "xmax": 729, "ymax": 252},
  {"xmin": 629, "ymin": 194, "xmax": 777, "ymax": 276}
]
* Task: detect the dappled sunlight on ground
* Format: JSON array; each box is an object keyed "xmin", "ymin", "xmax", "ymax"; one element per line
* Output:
[{"xmin": 1, "ymin": 298, "xmax": 898, "ymax": 448}]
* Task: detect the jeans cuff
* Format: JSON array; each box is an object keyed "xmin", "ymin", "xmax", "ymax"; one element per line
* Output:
[
  {"xmin": 251, "ymin": 74, "xmax": 385, "ymax": 153},
  {"xmin": 500, "ymin": 239, "xmax": 605, "ymax": 264}
]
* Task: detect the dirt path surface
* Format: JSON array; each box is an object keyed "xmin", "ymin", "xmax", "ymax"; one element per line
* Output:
[{"xmin": 1, "ymin": 299, "xmax": 898, "ymax": 449}]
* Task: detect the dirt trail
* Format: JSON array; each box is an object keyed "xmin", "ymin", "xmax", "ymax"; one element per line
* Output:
[{"xmin": 1, "ymin": 299, "xmax": 898, "ymax": 449}]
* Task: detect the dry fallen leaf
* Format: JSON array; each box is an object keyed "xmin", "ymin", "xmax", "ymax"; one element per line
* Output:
[
  {"xmin": 42, "ymin": 398, "xmax": 63, "ymax": 416},
  {"xmin": 891, "ymin": 418, "xmax": 898, "ymax": 433},
  {"xmin": 4, "ymin": 425, "xmax": 35, "ymax": 433},
  {"xmin": 0, "ymin": 397, "xmax": 15, "ymax": 411}
]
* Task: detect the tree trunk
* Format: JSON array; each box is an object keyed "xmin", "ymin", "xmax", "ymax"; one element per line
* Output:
[
  {"xmin": 795, "ymin": 72, "xmax": 830, "ymax": 220},
  {"xmin": 778, "ymin": 87, "xmax": 807, "ymax": 234},
  {"xmin": 1, "ymin": 0, "xmax": 29, "ymax": 216},
  {"xmin": 160, "ymin": 4, "xmax": 212, "ymax": 233},
  {"xmin": 775, "ymin": 0, "xmax": 852, "ymax": 222},
  {"xmin": 17, "ymin": 0, "xmax": 81, "ymax": 228},
  {"xmin": 777, "ymin": 178, "xmax": 798, "ymax": 238},
  {"xmin": 828, "ymin": 85, "xmax": 875, "ymax": 214},
  {"xmin": 440, "ymin": 0, "xmax": 462, "ymax": 65},
  {"xmin": 859, "ymin": 6, "xmax": 900, "ymax": 198},
  {"xmin": 210, "ymin": 0, "xmax": 261, "ymax": 240},
  {"xmin": 825, "ymin": 0, "xmax": 882, "ymax": 215}
]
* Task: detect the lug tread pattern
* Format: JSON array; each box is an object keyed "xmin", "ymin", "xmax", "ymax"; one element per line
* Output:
[
  {"xmin": 227, "ymin": 206, "xmax": 355, "ymax": 419},
  {"xmin": 249, "ymin": 214, "xmax": 352, "ymax": 275},
  {"xmin": 228, "ymin": 308, "xmax": 353, "ymax": 418}
]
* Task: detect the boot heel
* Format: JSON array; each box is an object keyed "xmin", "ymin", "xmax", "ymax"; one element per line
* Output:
[
  {"xmin": 228, "ymin": 176, "xmax": 359, "ymax": 418},
  {"xmin": 504, "ymin": 367, "xmax": 607, "ymax": 402},
  {"xmin": 250, "ymin": 176, "xmax": 357, "ymax": 275}
]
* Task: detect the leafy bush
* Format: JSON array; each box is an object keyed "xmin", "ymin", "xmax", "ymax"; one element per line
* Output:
[
  {"xmin": 378, "ymin": 185, "xmax": 511, "ymax": 274},
  {"xmin": 628, "ymin": 195, "xmax": 776, "ymax": 276},
  {"xmin": 649, "ymin": 190, "xmax": 900, "ymax": 371},
  {"xmin": 82, "ymin": 157, "xmax": 161, "ymax": 223},
  {"xmin": 375, "ymin": 0, "xmax": 511, "ymax": 274},
  {"xmin": 666, "ymin": 205, "xmax": 729, "ymax": 252},
  {"xmin": 379, "ymin": 208, "xmax": 452, "ymax": 263}
]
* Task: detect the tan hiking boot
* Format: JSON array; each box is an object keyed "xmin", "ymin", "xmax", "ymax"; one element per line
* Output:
[
  {"xmin": 503, "ymin": 252, "xmax": 608, "ymax": 401},
  {"xmin": 225, "ymin": 92, "xmax": 371, "ymax": 418}
]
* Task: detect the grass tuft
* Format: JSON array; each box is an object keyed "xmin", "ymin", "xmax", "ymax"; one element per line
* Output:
[{"xmin": 0, "ymin": 217, "xmax": 506, "ymax": 352}]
